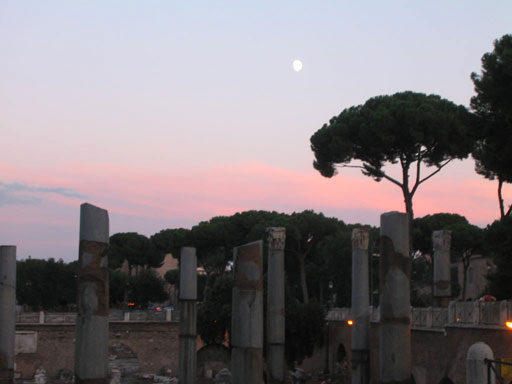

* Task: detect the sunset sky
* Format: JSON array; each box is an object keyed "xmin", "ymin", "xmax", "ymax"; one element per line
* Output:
[{"xmin": 1, "ymin": 1, "xmax": 511, "ymax": 262}]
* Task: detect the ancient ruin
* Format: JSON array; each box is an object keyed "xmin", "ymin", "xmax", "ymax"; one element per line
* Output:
[
  {"xmin": 433, "ymin": 230, "xmax": 452, "ymax": 307},
  {"xmin": 0, "ymin": 245, "xmax": 16, "ymax": 384},
  {"xmin": 351, "ymin": 228, "xmax": 369, "ymax": 384},
  {"xmin": 379, "ymin": 211, "xmax": 411, "ymax": 383},
  {"xmin": 266, "ymin": 227, "xmax": 286, "ymax": 383},
  {"xmin": 231, "ymin": 241, "xmax": 263, "ymax": 384},
  {"xmin": 75, "ymin": 203, "xmax": 110, "ymax": 384},
  {"xmin": 179, "ymin": 247, "xmax": 197, "ymax": 384}
]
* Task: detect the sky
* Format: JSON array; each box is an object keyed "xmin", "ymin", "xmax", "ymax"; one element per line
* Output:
[{"xmin": 1, "ymin": 1, "xmax": 511, "ymax": 262}]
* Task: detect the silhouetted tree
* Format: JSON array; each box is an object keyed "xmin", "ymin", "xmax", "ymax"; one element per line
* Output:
[
  {"xmin": 471, "ymin": 34, "xmax": 512, "ymax": 219},
  {"xmin": 310, "ymin": 91, "xmax": 475, "ymax": 222}
]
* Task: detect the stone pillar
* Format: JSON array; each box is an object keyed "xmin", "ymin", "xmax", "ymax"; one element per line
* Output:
[
  {"xmin": 351, "ymin": 228, "xmax": 370, "ymax": 384},
  {"xmin": 466, "ymin": 342, "xmax": 494, "ymax": 384},
  {"xmin": 179, "ymin": 247, "xmax": 197, "ymax": 384},
  {"xmin": 432, "ymin": 230, "xmax": 452, "ymax": 307},
  {"xmin": 379, "ymin": 212, "xmax": 411, "ymax": 384},
  {"xmin": 267, "ymin": 228, "xmax": 286, "ymax": 383},
  {"xmin": 75, "ymin": 203, "xmax": 109, "ymax": 384},
  {"xmin": 231, "ymin": 241, "xmax": 263, "ymax": 384},
  {"xmin": 0, "ymin": 246, "xmax": 16, "ymax": 384}
]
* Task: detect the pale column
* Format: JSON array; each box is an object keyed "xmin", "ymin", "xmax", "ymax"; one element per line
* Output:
[
  {"xmin": 379, "ymin": 212, "xmax": 411, "ymax": 384},
  {"xmin": 432, "ymin": 230, "xmax": 452, "ymax": 307},
  {"xmin": 351, "ymin": 228, "xmax": 369, "ymax": 384},
  {"xmin": 0, "ymin": 246, "xmax": 16, "ymax": 384},
  {"xmin": 75, "ymin": 203, "xmax": 109, "ymax": 384},
  {"xmin": 267, "ymin": 228, "xmax": 286, "ymax": 383},
  {"xmin": 179, "ymin": 247, "xmax": 197, "ymax": 384},
  {"xmin": 231, "ymin": 241, "xmax": 263, "ymax": 384},
  {"xmin": 466, "ymin": 342, "xmax": 494, "ymax": 384}
]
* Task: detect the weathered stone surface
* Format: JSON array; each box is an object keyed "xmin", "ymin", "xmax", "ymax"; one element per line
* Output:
[
  {"xmin": 231, "ymin": 241, "xmax": 263, "ymax": 384},
  {"xmin": 432, "ymin": 230, "xmax": 452, "ymax": 301},
  {"xmin": 0, "ymin": 245, "xmax": 16, "ymax": 384},
  {"xmin": 179, "ymin": 247, "xmax": 197, "ymax": 384},
  {"xmin": 75, "ymin": 203, "xmax": 109, "ymax": 384},
  {"xmin": 379, "ymin": 212, "xmax": 411, "ymax": 384},
  {"xmin": 267, "ymin": 227, "xmax": 286, "ymax": 382},
  {"xmin": 351, "ymin": 228, "xmax": 369, "ymax": 384},
  {"xmin": 179, "ymin": 248, "xmax": 197, "ymax": 301}
]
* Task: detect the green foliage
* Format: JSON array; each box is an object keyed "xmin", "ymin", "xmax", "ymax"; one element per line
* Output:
[
  {"xmin": 109, "ymin": 232, "xmax": 151, "ymax": 270},
  {"xmin": 151, "ymin": 228, "xmax": 191, "ymax": 262},
  {"xmin": 197, "ymin": 273, "xmax": 233, "ymax": 345},
  {"xmin": 127, "ymin": 269, "xmax": 168, "ymax": 307},
  {"xmin": 109, "ymin": 269, "xmax": 128, "ymax": 306},
  {"xmin": 486, "ymin": 217, "xmax": 512, "ymax": 299},
  {"xmin": 471, "ymin": 34, "xmax": 512, "ymax": 219},
  {"xmin": 285, "ymin": 299, "xmax": 325, "ymax": 366},
  {"xmin": 164, "ymin": 269, "xmax": 179, "ymax": 286},
  {"xmin": 284, "ymin": 210, "xmax": 342, "ymax": 303},
  {"xmin": 16, "ymin": 258, "xmax": 77, "ymax": 310},
  {"xmin": 310, "ymin": 91, "xmax": 474, "ymax": 218}
]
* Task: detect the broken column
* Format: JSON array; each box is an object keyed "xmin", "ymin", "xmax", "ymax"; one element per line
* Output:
[
  {"xmin": 179, "ymin": 247, "xmax": 197, "ymax": 384},
  {"xmin": 351, "ymin": 228, "xmax": 370, "ymax": 384},
  {"xmin": 75, "ymin": 203, "xmax": 109, "ymax": 384},
  {"xmin": 267, "ymin": 227, "xmax": 286, "ymax": 383},
  {"xmin": 379, "ymin": 212, "xmax": 411, "ymax": 384},
  {"xmin": 0, "ymin": 246, "xmax": 16, "ymax": 384},
  {"xmin": 432, "ymin": 230, "xmax": 452, "ymax": 307},
  {"xmin": 231, "ymin": 241, "xmax": 263, "ymax": 384}
]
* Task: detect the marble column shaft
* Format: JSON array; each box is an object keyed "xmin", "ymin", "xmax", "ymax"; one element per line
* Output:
[
  {"xmin": 432, "ymin": 230, "xmax": 452, "ymax": 307},
  {"xmin": 75, "ymin": 203, "xmax": 109, "ymax": 384},
  {"xmin": 267, "ymin": 228, "xmax": 286, "ymax": 383},
  {"xmin": 0, "ymin": 246, "xmax": 16, "ymax": 384},
  {"xmin": 379, "ymin": 212, "xmax": 411, "ymax": 384},
  {"xmin": 231, "ymin": 241, "xmax": 263, "ymax": 384},
  {"xmin": 179, "ymin": 247, "xmax": 197, "ymax": 384},
  {"xmin": 351, "ymin": 229, "xmax": 369, "ymax": 384}
]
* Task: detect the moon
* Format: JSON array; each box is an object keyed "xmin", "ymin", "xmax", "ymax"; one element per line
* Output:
[{"xmin": 292, "ymin": 59, "xmax": 303, "ymax": 72}]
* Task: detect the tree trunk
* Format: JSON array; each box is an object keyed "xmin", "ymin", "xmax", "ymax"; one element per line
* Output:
[
  {"xmin": 297, "ymin": 254, "xmax": 309, "ymax": 304},
  {"xmin": 498, "ymin": 178, "xmax": 505, "ymax": 219}
]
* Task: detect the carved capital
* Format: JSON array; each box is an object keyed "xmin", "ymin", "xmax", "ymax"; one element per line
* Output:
[
  {"xmin": 432, "ymin": 230, "xmax": 452, "ymax": 251},
  {"xmin": 352, "ymin": 228, "xmax": 369, "ymax": 250},
  {"xmin": 267, "ymin": 227, "xmax": 286, "ymax": 250}
]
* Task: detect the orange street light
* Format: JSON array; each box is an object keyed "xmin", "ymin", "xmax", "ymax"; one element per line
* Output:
[
  {"xmin": 347, "ymin": 320, "xmax": 354, "ymax": 326},
  {"xmin": 506, "ymin": 321, "xmax": 512, "ymax": 329}
]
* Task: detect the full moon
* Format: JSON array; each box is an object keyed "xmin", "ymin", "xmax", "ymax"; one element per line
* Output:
[{"xmin": 292, "ymin": 59, "xmax": 303, "ymax": 72}]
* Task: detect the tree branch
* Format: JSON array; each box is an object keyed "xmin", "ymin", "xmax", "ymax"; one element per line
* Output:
[
  {"xmin": 370, "ymin": 167, "xmax": 403, "ymax": 189},
  {"xmin": 411, "ymin": 159, "xmax": 452, "ymax": 195}
]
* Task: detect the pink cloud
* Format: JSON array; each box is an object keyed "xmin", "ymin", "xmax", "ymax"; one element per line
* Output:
[{"xmin": 2, "ymin": 161, "xmax": 509, "ymax": 230}]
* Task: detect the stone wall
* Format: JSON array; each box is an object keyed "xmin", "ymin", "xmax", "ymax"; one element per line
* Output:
[
  {"xmin": 15, "ymin": 322, "xmax": 180, "ymax": 379},
  {"xmin": 327, "ymin": 304, "xmax": 512, "ymax": 384}
]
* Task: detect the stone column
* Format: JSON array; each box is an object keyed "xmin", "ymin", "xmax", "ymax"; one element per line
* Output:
[
  {"xmin": 379, "ymin": 212, "xmax": 411, "ymax": 384},
  {"xmin": 231, "ymin": 241, "xmax": 263, "ymax": 384},
  {"xmin": 267, "ymin": 228, "xmax": 286, "ymax": 383},
  {"xmin": 351, "ymin": 228, "xmax": 369, "ymax": 384},
  {"xmin": 75, "ymin": 203, "xmax": 109, "ymax": 384},
  {"xmin": 432, "ymin": 230, "xmax": 452, "ymax": 307},
  {"xmin": 0, "ymin": 246, "xmax": 16, "ymax": 384},
  {"xmin": 179, "ymin": 247, "xmax": 197, "ymax": 384}
]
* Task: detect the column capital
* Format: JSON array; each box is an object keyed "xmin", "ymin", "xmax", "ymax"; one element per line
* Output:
[{"xmin": 266, "ymin": 227, "xmax": 286, "ymax": 251}]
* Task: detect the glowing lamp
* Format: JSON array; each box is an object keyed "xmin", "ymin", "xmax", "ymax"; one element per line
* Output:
[
  {"xmin": 347, "ymin": 320, "xmax": 354, "ymax": 326},
  {"xmin": 506, "ymin": 321, "xmax": 512, "ymax": 329}
]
